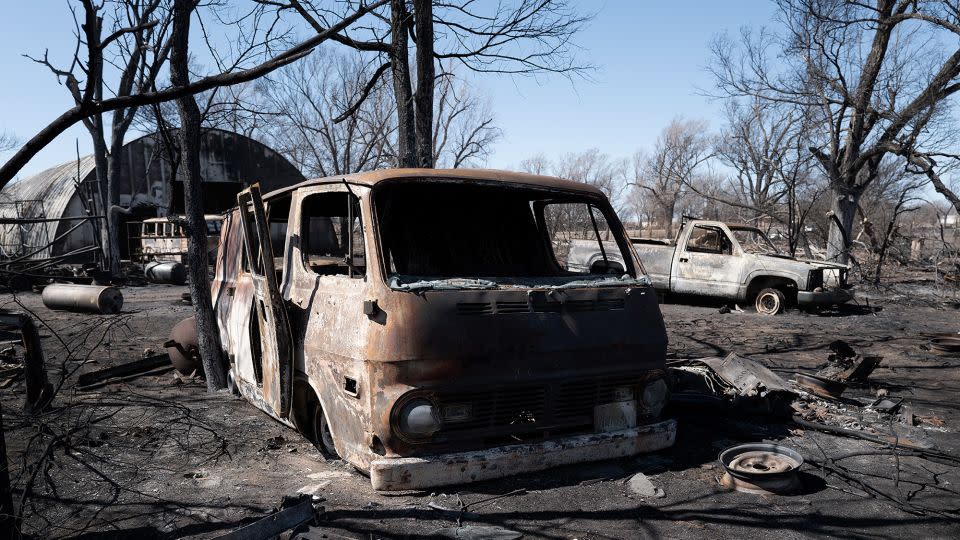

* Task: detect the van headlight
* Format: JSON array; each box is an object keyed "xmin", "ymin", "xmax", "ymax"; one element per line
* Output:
[
  {"xmin": 638, "ymin": 379, "xmax": 669, "ymax": 419},
  {"xmin": 393, "ymin": 396, "xmax": 442, "ymax": 440}
]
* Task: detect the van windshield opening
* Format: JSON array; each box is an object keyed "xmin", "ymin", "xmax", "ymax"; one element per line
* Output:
[{"xmin": 374, "ymin": 182, "xmax": 641, "ymax": 290}]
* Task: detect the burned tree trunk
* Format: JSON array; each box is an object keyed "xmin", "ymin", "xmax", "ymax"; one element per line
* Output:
[
  {"xmin": 170, "ymin": 0, "xmax": 227, "ymax": 391},
  {"xmin": 826, "ymin": 186, "xmax": 861, "ymax": 263},
  {"xmin": 390, "ymin": 0, "xmax": 417, "ymax": 168},
  {"xmin": 413, "ymin": 0, "xmax": 434, "ymax": 168},
  {"xmin": 105, "ymin": 139, "xmax": 125, "ymax": 278}
]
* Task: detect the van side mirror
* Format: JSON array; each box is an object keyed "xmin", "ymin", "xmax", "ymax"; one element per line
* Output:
[{"xmin": 590, "ymin": 259, "xmax": 624, "ymax": 275}]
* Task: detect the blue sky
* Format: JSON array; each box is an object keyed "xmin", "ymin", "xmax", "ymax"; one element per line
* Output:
[{"xmin": 0, "ymin": 1, "xmax": 777, "ymax": 178}]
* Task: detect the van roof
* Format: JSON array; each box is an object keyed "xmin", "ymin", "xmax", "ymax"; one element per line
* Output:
[
  {"xmin": 261, "ymin": 168, "xmax": 604, "ymax": 200},
  {"xmin": 142, "ymin": 215, "xmax": 223, "ymax": 223}
]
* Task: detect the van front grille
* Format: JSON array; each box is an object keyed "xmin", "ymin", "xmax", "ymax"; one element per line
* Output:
[{"xmin": 433, "ymin": 372, "xmax": 657, "ymax": 440}]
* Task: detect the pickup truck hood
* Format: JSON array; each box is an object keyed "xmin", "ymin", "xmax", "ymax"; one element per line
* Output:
[
  {"xmin": 751, "ymin": 254, "xmax": 847, "ymax": 286},
  {"xmin": 756, "ymin": 253, "xmax": 846, "ymax": 270}
]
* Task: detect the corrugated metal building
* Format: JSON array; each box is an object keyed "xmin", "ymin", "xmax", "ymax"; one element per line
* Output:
[{"xmin": 0, "ymin": 128, "xmax": 305, "ymax": 261}]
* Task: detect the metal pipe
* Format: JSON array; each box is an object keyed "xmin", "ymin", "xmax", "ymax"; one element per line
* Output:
[
  {"xmin": 41, "ymin": 284, "xmax": 124, "ymax": 314},
  {"xmin": 2, "ymin": 218, "xmax": 92, "ymax": 265},
  {"xmin": 0, "ymin": 215, "xmax": 104, "ymax": 224},
  {"xmin": 144, "ymin": 261, "xmax": 188, "ymax": 285}
]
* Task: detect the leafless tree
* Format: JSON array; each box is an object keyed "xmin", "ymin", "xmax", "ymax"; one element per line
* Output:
[
  {"xmin": 904, "ymin": 152, "xmax": 960, "ymax": 216},
  {"xmin": 0, "ymin": 0, "xmax": 391, "ymax": 189},
  {"xmin": 263, "ymin": 0, "xmax": 591, "ymax": 168},
  {"xmin": 168, "ymin": 0, "xmax": 228, "ymax": 390},
  {"xmin": 553, "ymin": 149, "xmax": 628, "ymax": 212},
  {"xmin": 632, "ymin": 118, "xmax": 713, "ymax": 238},
  {"xmin": 685, "ymin": 98, "xmax": 826, "ymax": 255},
  {"xmin": 25, "ymin": 0, "xmax": 174, "ymax": 276},
  {"xmin": 518, "ymin": 153, "xmax": 551, "ymax": 175},
  {"xmin": 515, "ymin": 150, "xmax": 627, "ymax": 242},
  {"xmin": 716, "ymin": 100, "xmax": 800, "ymax": 221},
  {"xmin": 252, "ymin": 52, "xmax": 500, "ymax": 175},
  {"xmin": 518, "ymin": 150, "xmax": 628, "ymax": 208},
  {"xmin": 711, "ymin": 0, "xmax": 960, "ymax": 264},
  {"xmin": 0, "ymin": 132, "xmax": 16, "ymax": 155},
  {"xmin": 431, "ymin": 70, "xmax": 502, "ymax": 168},
  {"xmin": 851, "ymin": 159, "xmax": 927, "ymax": 283},
  {"xmin": 255, "ymin": 52, "xmax": 397, "ymax": 176}
]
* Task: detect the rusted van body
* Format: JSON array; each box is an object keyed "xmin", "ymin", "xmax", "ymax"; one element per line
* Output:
[{"xmin": 212, "ymin": 169, "xmax": 676, "ymax": 490}]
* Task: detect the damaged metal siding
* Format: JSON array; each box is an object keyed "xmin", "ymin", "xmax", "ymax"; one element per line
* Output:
[
  {"xmin": 0, "ymin": 156, "xmax": 98, "ymax": 259},
  {"xmin": 0, "ymin": 129, "xmax": 306, "ymax": 261}
]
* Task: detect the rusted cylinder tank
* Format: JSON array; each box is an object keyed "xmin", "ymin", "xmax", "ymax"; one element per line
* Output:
[
  {"xmin": 145, "ymin": 261, "xmax": 188, "ymax": 285},
  {"xmin": 41, "ymin": 284, "xmax": 124, "ymax": 314},
  {"xmin": 165, "ymin": 316, "xmax": 202, "ymax": 375}
]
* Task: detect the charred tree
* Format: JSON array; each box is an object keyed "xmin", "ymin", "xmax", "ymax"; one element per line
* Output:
[
  {"xmin": 271, "ymin": 0, "xmax": 590, "ymax": 170},
  {"xmin": 412, "ymin": 0, "xmax": 434, "ymax": 168},
  {"xmin": 711, "ymin": 0, "xmax": 960, "ymax": 264},
  {"xmin": 170, "ymin": 0, "xmax": 227, "ymax": 391},
  {"xmin": 0, "ymin": 1, "xmax": 388, "ymax": 190},
  {"xmin": 27, "ymin": 0, "xmax": 172, "ymax": 276}
]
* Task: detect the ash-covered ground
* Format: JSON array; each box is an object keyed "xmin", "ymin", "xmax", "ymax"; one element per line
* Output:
[{"xmin": 1, "ymin": 274, "xmax": 959, "ymax": 539}]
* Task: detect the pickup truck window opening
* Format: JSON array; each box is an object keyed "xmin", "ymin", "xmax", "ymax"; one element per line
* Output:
[
  {"xmin": 300, "ymin": 192, "xmax": 366, "ymax": 278},
  {"xmin": 686, "ymin": 225, "xmax": 733, "ymax": 255},
  {"xmin": 374, "ymin": 182, "xmax": 632, "ymax": 281}
]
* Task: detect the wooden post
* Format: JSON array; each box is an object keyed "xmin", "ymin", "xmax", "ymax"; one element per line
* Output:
[
  {"xmin": 19, "ymin": 315, "xmax": 51, "ymax": 414},
  {"xmin": 0, "ymin": 313, "xmax": 52, "ymax": 413}
]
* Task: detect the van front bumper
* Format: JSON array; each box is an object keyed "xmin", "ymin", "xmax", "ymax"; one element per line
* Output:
[
  {"xmin": 369, "ymin": 418, "xmax": 677, "ymax": 490},
  {"xmin": 797, "ymin": 287, "xmax": 854, "ymax": 306}
]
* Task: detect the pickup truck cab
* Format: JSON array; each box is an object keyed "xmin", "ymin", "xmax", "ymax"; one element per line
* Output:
[
  {"xmin": 211, "ymin": 169, "xmax": 676, "ymax": 490},
  {"xmin": 569, "ymin": 219, "xmax": 852, "ymax": 314}
]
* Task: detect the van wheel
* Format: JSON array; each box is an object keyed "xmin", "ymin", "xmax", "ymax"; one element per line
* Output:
[
  {"xmin": 311, "ymin": 403, "xmax": 340, "ymax": 459},
  {"xmin": 755, "ymin": 288, "xmax": 785, "ymax": 315}
]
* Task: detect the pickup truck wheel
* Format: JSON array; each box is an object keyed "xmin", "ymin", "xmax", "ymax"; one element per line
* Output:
[
  {"xmin": 311, "ymin": 404, "xmax": 340, "ymax": 459},
  {"xmin": 755, "ymin": 288, "xmax": 786, "ymax": 315}
]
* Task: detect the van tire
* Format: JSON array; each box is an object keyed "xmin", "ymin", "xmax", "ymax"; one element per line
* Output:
[
  {"xmin": 312, "ymin": 403, "xmax": 340, "ymax": 459},
  {"xmin": 755, "ymin": 288, "xmax": 785, "ymax": 315}
]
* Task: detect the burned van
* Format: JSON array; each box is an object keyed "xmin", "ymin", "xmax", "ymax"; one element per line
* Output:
[{"xmin": 212, "ymin": 169, "xmax": 676, "ymax": 490}]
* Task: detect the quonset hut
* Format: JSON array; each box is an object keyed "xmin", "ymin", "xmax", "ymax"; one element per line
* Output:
[{"xmin": 0, "ymin": 128, "xmax": 305, "ymax": 262}]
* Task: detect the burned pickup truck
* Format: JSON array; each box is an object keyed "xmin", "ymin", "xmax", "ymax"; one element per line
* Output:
[
  {"xmin": 211, "ymin": 169, "xmax": 676, "ymax": 490},
  {"xmin": 569, "ymin": 219, "xmax": 853, "ymax": 315}
]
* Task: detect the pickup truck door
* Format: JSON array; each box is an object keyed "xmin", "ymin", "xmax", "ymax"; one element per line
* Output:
[
  {"xmin": 671, "ymin": 224, "xmax": 744, "ymax": 299},
  {"xmin": 237, "ymin": 185, "xmax": 294, "ymax": 418}
]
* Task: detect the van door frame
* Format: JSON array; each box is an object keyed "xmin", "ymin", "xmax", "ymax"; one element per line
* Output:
[{"xmin": 237, "ymin": 184, "xmax": 294, "ymax": 418}]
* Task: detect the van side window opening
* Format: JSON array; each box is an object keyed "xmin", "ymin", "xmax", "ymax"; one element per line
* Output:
[
  {"xmin": 300, "ymin": 192, "xmax": 365, "ymax": 278},
  {"xmin": 241, "ymin": 207, "xmax": 260, "ymax": 273},
  {"xmin": 375, "ymin": 182, "xmax": 631, "ymax": 279},
  {"xmin": 687, "ymin": 225, "xmax": 733, "ymax": 255}
]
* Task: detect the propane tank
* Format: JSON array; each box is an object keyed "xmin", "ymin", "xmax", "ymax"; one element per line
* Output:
[
  {"xmin": 41, "ymin": 284, "xmax": 124, "ymax": 314},
  {"xmin": 165, "ymin": 316, "xmax": 202, "ymax": 375},
  {"xmin": 144, "ymin": 261, "xmax": 188, "ymax": 285}
]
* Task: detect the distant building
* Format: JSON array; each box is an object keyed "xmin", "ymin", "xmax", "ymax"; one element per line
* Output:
[{"xmin": 0, "ymin": 128, "xmax": 305, "ymax": 261}]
